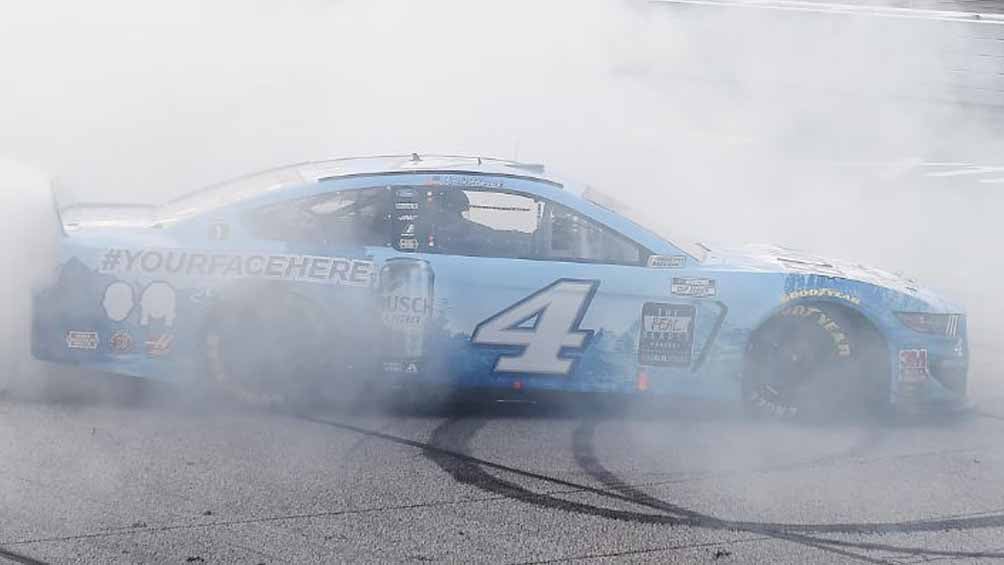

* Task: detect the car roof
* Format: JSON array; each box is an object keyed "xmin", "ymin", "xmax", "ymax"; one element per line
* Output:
[
  {"xmin": 167, "ymin": 154, "xmax": 562, "ymax": 210},
  {"xmin": 304, "ymin": 154, "xmax": 553, "ymax": 182},
  {"xmin": 156, "ymin": 153, "xmax": 695, "ymax": 260}
]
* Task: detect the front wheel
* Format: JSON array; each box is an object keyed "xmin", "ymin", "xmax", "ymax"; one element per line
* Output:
[{"xmin": 743, "ymin": 304, "xmax": 888, "ymax": 421}]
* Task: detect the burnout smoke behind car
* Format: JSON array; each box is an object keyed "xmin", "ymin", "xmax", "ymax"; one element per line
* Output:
[{"xmin": 0, "ymin": 0, "xmax": 999, "ymax": 400}]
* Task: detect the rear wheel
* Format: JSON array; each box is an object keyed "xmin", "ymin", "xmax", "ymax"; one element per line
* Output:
[
  {"xmin": 743, "ymin": 303, "xmax": 888, "ymax": 421},
  {"xmin": 205, "ymin": 291, "xmax": 330, "ymax": 408}
]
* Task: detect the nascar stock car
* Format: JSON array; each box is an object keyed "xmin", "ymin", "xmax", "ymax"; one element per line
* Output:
[{"xmin": 31, "ymin": 154, "xmax": 969, "ymax": 418}]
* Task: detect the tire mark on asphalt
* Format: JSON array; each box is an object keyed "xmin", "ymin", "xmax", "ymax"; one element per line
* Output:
[
  {"xmin": 571, "ymin": 418, "xmax": 1004, "ymax": 561},
  {"xmin": 0, "ymin": 546, "xmax": 48, "ymax": 565},
  {"xmin": 428, "ymin": 417, "xmax": 889, "ymax": 564},
  {"xmin": 570, "ymin": 419, "xmax": 894, "ymax": 563},
  {"xmin": 0, "ymin": 497, "xmax": 510, "ymax": 547},
  {"xmin": 422, "ymin": 416, "xmax": 686, "ymax": 524},
  {"xmin": 297, "ymin": 414, "xmax": 1004, "ymax": 561},
  {"xmin": 509, "ymin": 536, "xmax": 772, "ymax": 565},
  {"xmin": 567, "ymin": 419, "xmax": 887, "ymax": 497}
]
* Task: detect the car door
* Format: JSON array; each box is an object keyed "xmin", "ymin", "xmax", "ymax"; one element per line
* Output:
[{"xmin": 374, "ymin": 181, "xmax": 716, "ymax": 395}]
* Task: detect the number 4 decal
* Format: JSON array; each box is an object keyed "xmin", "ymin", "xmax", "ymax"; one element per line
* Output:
[{"xmin": 471, "ymin": 279, "xmax": 599, "ymax": 376}]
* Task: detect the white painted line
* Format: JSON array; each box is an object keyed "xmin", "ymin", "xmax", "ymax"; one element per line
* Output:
[
  {"xmin": 926, "ymin": 166, "xmax": 1004, "ymax": 177},
  {"xmin": 650, "ymin": 0, "xmax": 1004, "ymax": 25}
]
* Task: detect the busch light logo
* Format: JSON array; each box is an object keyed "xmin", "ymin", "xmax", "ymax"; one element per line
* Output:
[
  {"xmin": 381, "ymin": 294, "xmax": 433, "ymax": 331},
  {"xmin": 380, "ymin": 259, "xmax": 434, "ymax": 334}
]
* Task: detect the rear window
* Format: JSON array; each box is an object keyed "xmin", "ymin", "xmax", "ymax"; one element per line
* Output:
[{"xmin": 245, "ymin": 187, "xmax": 390, "ymax": 247}]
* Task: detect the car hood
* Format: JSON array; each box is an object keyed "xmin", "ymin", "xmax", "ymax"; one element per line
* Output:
[{"xmin": 707, "ymin": 244, "xmax": 962, "ymax": 312}]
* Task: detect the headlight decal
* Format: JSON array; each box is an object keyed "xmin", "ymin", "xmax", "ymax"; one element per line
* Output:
[{"xmin": 894, "ymin": 312, "xmax": 964, "ymax": 337}]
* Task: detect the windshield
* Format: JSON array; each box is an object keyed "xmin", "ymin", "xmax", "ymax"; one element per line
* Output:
[{"xmin": 582, "ymin": 186, "xmax": 710, "ymax": 262}]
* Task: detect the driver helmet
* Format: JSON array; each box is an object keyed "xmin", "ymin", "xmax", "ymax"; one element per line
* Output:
[{"xmin": 438, "ymin": 189, "xmax": 470, "ymax": 215}]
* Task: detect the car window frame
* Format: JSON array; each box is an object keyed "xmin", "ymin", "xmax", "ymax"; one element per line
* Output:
[
  {"xmin": 243, "ymin": 186, "xmax": 393, "ymax": 249},
  {"xmin": 389, "ymin": 184, "xmax": 652, "ymax": 267}
]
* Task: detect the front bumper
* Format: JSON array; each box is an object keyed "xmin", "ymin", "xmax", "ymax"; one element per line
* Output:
[{"xmin": 890, "ymin": 330, "xmax": 969, "ymax": 416}]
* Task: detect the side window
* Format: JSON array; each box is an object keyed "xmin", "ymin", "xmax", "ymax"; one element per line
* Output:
[
  {"xmin": 432, "ymin": 189, "xmax": 539, "ymax": 259},
  {"xmin": 542, "ymin": 202, "xmax": 643, "ymax": 265},
  {"xmin": 246, "ymin": 187, "xmax": 390, "ymax": 247},
  {"xmin": 391, "ymin": 187, "xmax": 539, "ymax": 259},
  {"xmin": 395, "ymin": 186, "xmax": 644, "ymax": 265}
]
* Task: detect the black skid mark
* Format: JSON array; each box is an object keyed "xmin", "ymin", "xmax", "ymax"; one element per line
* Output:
[
  {"xmin": 420, "ymin": 415, "xmax": 885, "ymax": 564},
  {"xmin": 425, "ymin": 417, "xmax": 887, "ymax": 561},
  {"xmin": 296, "ymin": 414, "xmax": 1004, "ymax": 561},
  {"xmin": 423, "ymin": 417, "xmax": 689, "ymax": 525},
  {"xmin": 571, "ymin": 418, "xmax": 1004, "ymax": 560},
  {"xmin": 0, "ymin": 545, "xmax": 49, "ymax": 565}
]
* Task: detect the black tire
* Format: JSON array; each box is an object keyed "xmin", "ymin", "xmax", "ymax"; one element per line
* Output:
[
  {"xmin": 205, "ymin": 291, "xmax": 331, "ymax": 408},
  {"xmin": 743, "ymin": 303, "xmax": 888, "ymax": 422}
]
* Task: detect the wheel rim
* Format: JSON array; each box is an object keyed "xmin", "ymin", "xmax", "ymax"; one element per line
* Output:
[{"xmin": 748, "ymin": 315, "xmax": 844, "ymax": 418}]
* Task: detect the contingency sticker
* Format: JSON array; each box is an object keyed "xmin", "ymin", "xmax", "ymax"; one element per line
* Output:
[
  {"xmin": 66, "ymin": 330, "xmax": 99, "ymax": 350},
  {"xmin": 638, "ymin": 303, "xmax": 695, "ymax": 367},
  {"xmin": 647, "ymin": 255, "xmax": 686, "ymax": 269},
  {"xmin": 898, "ymin": 349, "xmax": 930, "ymax": 384},
  {"xmin": 671, "ymin": 278, "xmax": 717, "ymax": 298}
]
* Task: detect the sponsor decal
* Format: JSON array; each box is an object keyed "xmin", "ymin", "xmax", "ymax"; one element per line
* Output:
[
  {"xmin": 778, "ymin": 257, "xmax": 843, "ymax": 277},
  {"xmin": 638, "ymin": 303, "xmax": 695, "ymax": 367},
  {"xmin": 66, "ymin": 330, "xmax": 99, "ymax": 350},
  {"xmin": 947, "ymin": 314, "xmax": 962, "ymax": 337},
  {"xmin": 140, "ymin": 281, "xmax": 176, "ymax": 327},
  {"xmin": 110, "ymin": 330, "xmax": 134, "ymax": 354},
  {"xmin": 671, "ymin": 277, "xmax": 717, "ymax": 298},
  {"xmin": 647, "ymin": 255, "xmax": 686, "ymax": 269},
  {"xmin": 189, "ymin": 287, "xmax": 218, "ymax": 304},
  {"xmin": 145, "ymin": 333, "xmax": 174, "ymax": 357},
  {"xmin": 780, "ymin": 305, "xmax": 851, "ymax": 356},
  {"xmin": 782, "ymin": 288, "xmax": 861, "ymax": 305},
  {"xmin": 381, "ymin": 360, "xmax": 421, "ymax": 374},
  {"xmin": 380, "ymin": 259, "xmax": 435, "ymax": 368},
  {"xmin": 382, "ymin": 294, "xmax": 433, "ymax": 331},
  {"xmin": 898, "ymin": 349, "xmax": 930, "ymax": 384},
  {"xmin": 208, "ymin": 221, "xmax": 230, "ymax": 241},
  {"xmin": 99, "ymin": 249, "xmax": 375, "ymax": 288},
  {"xmin": 102, "ymin": 281, "xmax": 135, "ymax": 322},
  {"xmin": 749, "ymin": 388, "xmax": 798, "ymax": 418},
  {"xmin": 429, "ymin": 174, "xmax": 503, "ymax": 189}
]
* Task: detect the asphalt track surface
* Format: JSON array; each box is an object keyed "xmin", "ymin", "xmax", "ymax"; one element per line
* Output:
[{"xmin": 0, "ymin": 338, "xmax": 1000, "ymax": 565}]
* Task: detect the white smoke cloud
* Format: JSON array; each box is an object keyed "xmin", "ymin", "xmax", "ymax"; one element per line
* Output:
[{"xmin": 0, "ymin": 0, "xmax": 1000, "ymax": 396}]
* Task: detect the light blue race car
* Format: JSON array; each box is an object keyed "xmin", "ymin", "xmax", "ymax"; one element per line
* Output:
[{"xmin": 32, "ymin": 154, "xmax": 969, "ymax": 418}]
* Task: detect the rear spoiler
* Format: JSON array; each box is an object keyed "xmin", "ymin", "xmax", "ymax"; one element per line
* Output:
[
  {"xmin": 51, "ymin": 184, "xmax": 157, "ymax": 233},
  {"xmin": 49, "ymin": 182, "xmax": 67, "ymax": 237}
]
